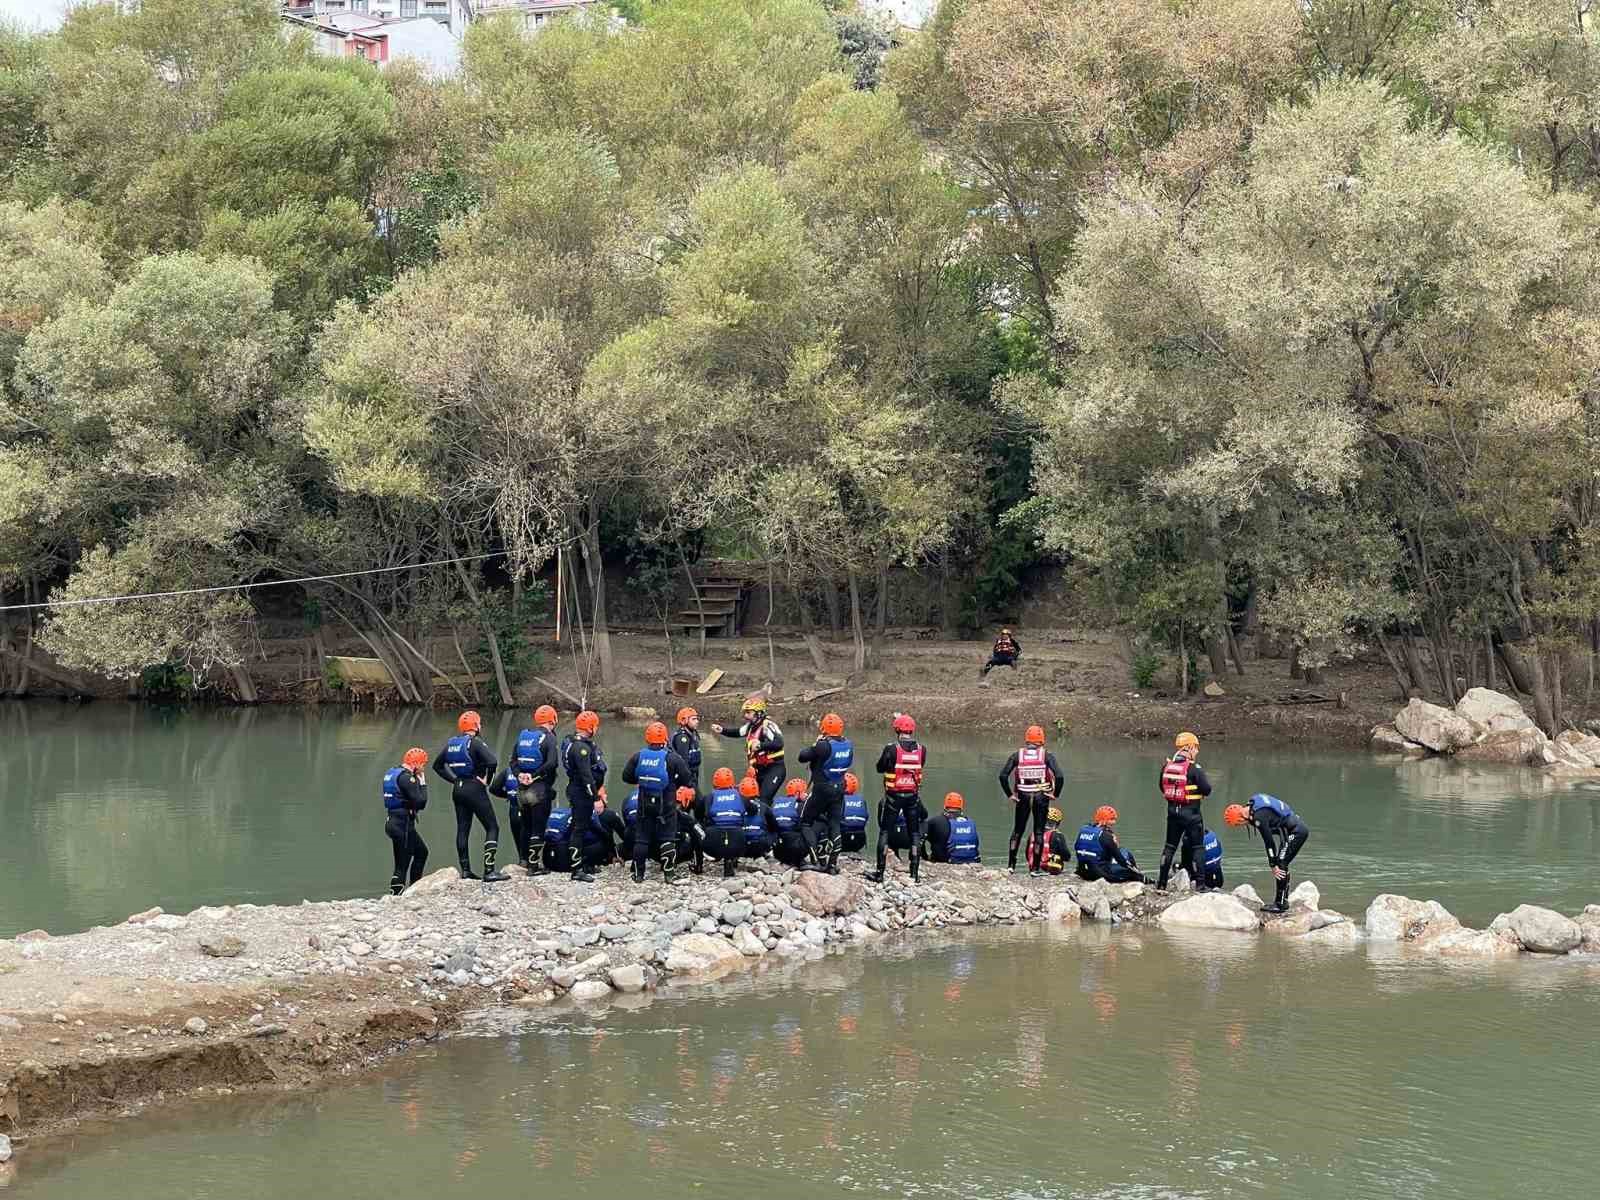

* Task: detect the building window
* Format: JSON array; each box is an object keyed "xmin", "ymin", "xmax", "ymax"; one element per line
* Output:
[
  {"xmin": 353, "ymin": 0, "xmax": 368, "ymax": 11},
  {"xmin": 400, "ymin": 0, "xmax": 417, "ymax": 16}
]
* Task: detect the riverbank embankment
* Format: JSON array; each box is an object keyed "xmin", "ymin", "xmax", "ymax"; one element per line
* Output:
[{"xmin": 4, "ymin": 862, "xmax": 1596, "ymax": 1153}]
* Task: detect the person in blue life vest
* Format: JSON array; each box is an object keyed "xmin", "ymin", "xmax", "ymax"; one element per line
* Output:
[
  {"xmin": 506, "ymin": 704, "xmax": 560, "ymax": 874},
  {"xmin": 618, "ymin": 787, "xmax": 641, "ymax": 862},
  {"xmin": 998, "ymin": 725, "xmax": 1064, "ymax": 876},
  {"xmin": 620, "ymin": 721, "xmax": 694, "ymax": 884},
  {"xmin": 1074, "ymin": 806, "xmax": 1144, "ymax": 883},
  {"xmin": 796, "ymin": 712, "xmax": 852, "ymax": 873},
  {"xmin": 560, "ymin": 710, "xmax": 606, "ymax": 883},
  {"xmin": 869, "ymin": 713, "xmax": 926, "ymax": 884},
  {"xmin": 382, "ymin": 748, "xmax": 430, "ymax": 895},
  {"xmin": 671, "ymin": 707, "xmax": 703, "ymax": 801},
  {"xmin": 1225, "ymin": 795, "xmax": 1311, "ymax": 913},
  {"xmin": 710, "ymin": 695, "xmax": 785, "ymax": 803},
  {"xmin": 1199, "ymin": 827, "xmax": 1225, "ymax": 892},
  {"xmin": 768, "ymin": 776, "xmax": 810, "ymax": 868},
  {"xmin": 1156, "ymin": 731, "xmax": 1211, "ymax": 891},
  {"xmin": 1027, "ymin": 806, "xmax": 1069, "ymax": 875},
  {"xmin": 838, "ymin": 772, "xmax": 870, "ymax": 853},
  {"xmin": 433, "ymin": 710, "xmax": 508, "ymax": 883},
  {"xmin": 923, "ymin": 792, "xmax": 981, "ymax": 864},
  {"xmin": 703, "ymin": 773, "xmax": 759, "ymax": 877}
]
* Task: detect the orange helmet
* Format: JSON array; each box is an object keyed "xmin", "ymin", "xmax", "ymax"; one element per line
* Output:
[
  {"xmin": 712, "ymin": 766, "xmax": 736, "ymax": 788},
  {"xmin": 1094, "ymin": 805, "xmax": 1118, "ymax": 825},
  {"xmin": 820, "ymin": 712, "xmax": 844, "ymax": 737},
  {"xmin": 457, "ymin": 710, "xmax": 482, "ymax": 734},
  {"xmin": 740, "ymin": 776, "xmax": 761, "ymax": 798},
  {"xmin": 676, "ymin": 707, "xmax": 698, "ymax": 727},
  {"xmin": 843, "ymin": 771, "xmax": 859, "ymax": 795},
  {"xmin": 575, "ymin": 710, "xmax": 600, "ymax": 736},
  {"xmin": 1224, "ymin": 803, "xmax": 1251, "ymax": 827},
  {"xmin": 533, "ymin": 704, "xmax": 558, "ymax": 726},
  {"xmin": 1024, "ymin": 724, "xmax": 1045, "ymax": 745},
  {"xmin": 644, "ymin": 721, "xmax": 669, "ymax": 747},
  {"xmin": 893, "ymin": 713, "xmax": 915, "ymax": 735},
  {"xmin": 1175, "ymin": 731, "xmax": 1200, "ymax": 753},
  {"xmin": 402, "ymin": 747, "xmax": 428, "ymax": 772},
  {"xmin": 785, "ymin": 777, "xmax": 807, "ymax": 797},
  {"xmin": 676, "ymin": 786, "xmax": 695, "ymax": 808},
  {"xmin": 944, "ymin": 791, "xmax": 964, "ymax": 811}
]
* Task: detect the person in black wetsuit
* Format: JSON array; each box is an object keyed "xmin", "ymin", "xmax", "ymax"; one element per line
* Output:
[
  {"xmin": 381, "ymin": 748, "xmax": 430, "ymax": 895},
  {"xmin": 671, "ymin": 706, "xmax": 703, "ymax": 801},
  {"xmin": 710, "ymin": 695, "xmax": 785, "ymax": 803},
  {"xmin": 868, "ymin": 713, "xmax": 926, "ymax": 884},
  {"xmin": 1225, "ymin": 795, "xmax": 1311, "ymax": 912},
  {"xmin": 1073, "ymin": 805, "xmax": 1144, "ymax": 883},
  {"xmin": 768, "ymin": 776, "xmax": 809, "ymax": 867},
  {"xmin": 507, "ymin": 704, "xmax": 560, "ymax": 875},
  {"xmin": 586, "ymin": 796, "xmax": 626, "ymax": 866},
  {"xmin": 673, "ymin": 786, "xmax": 706, "ymax": 874},
  {"xmin": 432, "ymin": 710, "xmax": 508, "ymax": 882},
  {"xmin": 998, "ymin": 725, "xmax": 1064, "ymax": 875},
  {"xmin": 620, "ymin": 721, "xmax": 694, "ymax": 883},
  {"xmin": 1157, "ymin": 731, "xmax": 1211, "ymax": 890},
  {"xmin": 922, "ymin": 792, "xmax": 982, "ymax": 864},
  {"xmin": 796, "ymin": 712, "xmax": 852, "ymax": 873},
  {"xmin": 980, "ymin": 627, "xmax": 1021, "ymax": 677},
  {"xmin": 1028, "ymin": 806, "xmax": 1070, "ymax": 875},
  {"xmin": 561, "ymin": 710, "xmax": 606, "ymax": 883}
]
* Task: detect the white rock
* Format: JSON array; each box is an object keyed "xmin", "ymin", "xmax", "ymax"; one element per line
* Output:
[
  {"xmin": 1158, "ymin": 893, "xmax": 1261, "ymax": 932},
  {"xmin": 1420, "ymin": 927, "xmax": 1519, "ymax": 958},
  {"xmin": 1454, "ymin": 688, "xmax": 1538, "ymax": 735},
  {"xmin": 608, "ymin": 964, "xmax": 647, "ymax": 993},
  {"xmin": 1455, "ymin": 728, "xmax": 1549, "ymax": 765},
  {"xmin": 1369, "ymin": 723, "xmax": 1429, "ymax": 757},
  {"xmin": 1491, "ymin": 904, "xmax": 1582, "ymax": 954},
  {"xmin": 574, "ymin": 953, "xmax": 611, "ymax": 977},
  {"xmin": 733, "ymin": 926, "xmax": 768, "ymax": 956},
  {"xmin": 663, "ymin": 932, "xmax": 748, "ymax": 978},
  {"xmin": 1394, "ymin": 698, "xmax": 1478, "ymax": 754},
  {"xmin": 1300, "ymin": 921, "xmax": 1362, "ymax": 947},
  {"xmin": 1288, "ymin": 881, "xmax": 1320, "ymax": 910},
  {"xmin": 1232, "ymin": 884, "xmax": 1263, "ymax": 906},
  {"xmin": 183, "ymin": 1017, "xmax": 208, "ymax": 1035},
  {"xmin": 149, "ymin": 914, "xmax": 189, "ymax": 932},
  {"xmin": 348, "ymin": 942, "xmax": 373, "ymax": 957},
  {"xmin": 402, "ymin": 868, "xmax": 463, "ymax": 897},
  {"xmin": 1045, "ymin": 893, "xmax": 1081, "ymax": 924},
  {"xmin": 570, "ymin": 980, "xmax": 612, "ymax": 1002},
  {"xmin": 1363, "ymin": 894, "xmax": 1459, "ymax": 942},
  {"xmin": 1552, "ymin": 730, "xmax": 1600, "ymax": 769},
  {"xmin": 1089, "ymin": 898, "xmax": 1112, "ymax": 922},
  {"xmin": 0, "ymin": 1133, "xmax": 10, "ymax": 1163},
  {"xmin": 803, "ymin": 920, "xmax": 828, "ymax": 945}
]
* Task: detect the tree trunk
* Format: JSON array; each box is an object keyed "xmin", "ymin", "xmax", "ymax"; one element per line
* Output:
[
  {"xmin": 311, "ymin": 629, "xmax": 330, "ymax": 700},
  {"xmin": 1524, "ymin": 650, "xmax": 1557, "ymax": 736},
  {"xmin": 15, "ymin": 577, "xmax": 35, "ymax": 695},
  {"xmin": 1426, "ymin": 625, "xmax": 1458, "ymax": 705},
  {"xmin": 1179, "ymin": 626, "xmax": 1189, "ymax": 694},
  {"xmin": 1376, "ymin": 633, "xmax": 1412, "ymax": 699},
  {"xmin": 1241, "ymin": 581, "xmax": 1261, "ymax": 656},
  {"xmin": 1206, "ymin": 636, "xmax": 1228, "ymax": 681},
  {"xmin": 823, "ymin": 581, "xmax": 842, "ymax": 641},
  {"xmin": 938, "ymin": 550, "xmax": 954, "ymax": 635},
  {"xmin": 846, "ymin": 568, "xmax": 867, "ymax": 675},
  {"xmin": 1483, "ymin": 630, "xmax": 1497, "ymax": 692},
  {"xmin": 579, "ymin": 503, "xmax": 615, "ymax": 685},
  {"xmin": 680, "ymin": 545, "xmax": 707, "ymax": 657},
  {"xmin": 1303, "ymin": 662, "xmax": 1323, "ymax": 685},
  {"xmin": 228, "ymin": 662, "xmax": 259, "ymax": 704},
  {"xmin": 792, "ymin": 578, "xmax": 828, "ymax": 672},
  {"xmin": 452, "ymin": 626, "xmax": 482, "ymax": 705},
  {"xmin": 869, "ymin": 559, "xmax": 888, "ymax": 669},
  {"xmin": 1550, "ymin": 649, "xmax": 1565, "ymax": 733},
  {"xmin": 765, "ymin": 561, "xmax": 777, "ymax": 688},
  {"xmin": 1224, "ymin": 624, "xmax": 1247, "ymax": 676},
  {"xmin": 448, "ymin": 537, "xmax": 514, "ymax": 706},
  {"xmin": 1288, "ymin": 644, "xmax": 1303, "ymax": 681},
  {"xmin": 334, "ymin": 611, "xmax": 417, "ymax": 703},
  {"xmin": 1496, "ymin": 638, "xmax": 1536, "ymax": 696},
  {"xmin": 1401, "ymin": 632, "xmax": 1431, "ymax": 695}
]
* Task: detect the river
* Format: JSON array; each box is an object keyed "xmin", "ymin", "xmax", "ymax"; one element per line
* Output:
[{"xmin": 5, "ymin": 703, "xmax": 1599, "ymax": 1198}]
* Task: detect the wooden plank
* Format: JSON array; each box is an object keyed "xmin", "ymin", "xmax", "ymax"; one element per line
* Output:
[
  {"xmin": 801, "ymin": 685, "xmax": 846, "ymax": 703},
  {"xmin": 695, "ymin": 668, "xmax": 725, "ymax": 695},
  {"xmin": 327, "ymin": 655, "xmax": 394, "ymax": 685}
]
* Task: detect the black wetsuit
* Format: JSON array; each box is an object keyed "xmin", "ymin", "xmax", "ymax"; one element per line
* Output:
[
  {"xmin": 1251, "ymin": 801, "xmax": 1311, "ymax": 909},
  {"xmin": 1029, "ymin": 827, "xmax": 1070, "ymax": 875},
  {"xmin": 1075, "ymin": 827, "xmax": 1140, "ymax": 883},
  {"xmin": 588, "ymin": 807, "xmax": 626, "ymax": 866},
  {"xmin": 998, "ymin": 746, "xmax": 1064, "ymax": 870},
  {"xmin": 981, "ymin": 634, "xmax": 1021, "ymax": 676},
  {"xmin": 511, "ymin": 725, "xmax": 558, "ymax": 871},
  {"xmin": 1157, "ymin": 754, "xmax": 1211, "ymax": 889},
  {"xmin": 621, "ymin": 746, "xmax": 694, "ymax": 880},
  {"xmin": 561, "ymin": 734, "xmax": 605, "ymax": 878},
  {"xmin": 433, "ymin": 734, "xmax": 500, "ymax": 878},
  {"xmin": 872, "ymin": 738, "xmax": 926, "ymax": 880},
  {"xmin": 796, "ymin": 734, "xmax": 848, "ymax": 870},
  {"xmin": 716, "ymin": 716, "xmax": 785, "ymax": 802},
  {"xmin": 922, "ymin": 811, "xmax": 955, "ymax": 862},
  {"xmin": 671, "ymin": 725, "xmax": 702, "ymax": 800},
  {"xmin": 385, "ymin": 769, "xmax": 429, "ymax": 894}
]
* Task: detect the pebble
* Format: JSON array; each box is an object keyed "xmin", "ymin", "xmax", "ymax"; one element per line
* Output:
[
  {"xmin": 198, "ymin": 934, "xmax": 246, "ymax": 958},
  {"xmin": 0, "ymin": 1133, "xmax": 10, "ymax": 1163},
  {"xmin": 184, "ymin": 1017, "xmax": 208, "ymax": 1035},
  {"xmin": 693, "ymin": 917, "xmax": 718, "ymax": 934},
  {"xmin": 148, "ymin": 915, "xmax": 189, "ymax": 932},
  {"xmin": 570, "ymin": 979, "xmax": 612, "ymax": 1002},
  {"xmin": 348, "ymin": 942, "xmax": 373, "ymax": 958}
]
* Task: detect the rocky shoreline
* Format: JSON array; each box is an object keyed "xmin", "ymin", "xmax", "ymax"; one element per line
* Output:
[
  {"xmin": 3, "ymin": 860, "xmax": 1596, "ymax": 1165},
  {"xmin": 1371, "ymin": 686, "xmax": 1600, "ymax": 777}
]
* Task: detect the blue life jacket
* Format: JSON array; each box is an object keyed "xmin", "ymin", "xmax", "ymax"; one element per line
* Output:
[
  {"xmin": 709, "ymin": 787, "xmax": 745, "ymax": 830},
  {"xmin": 443, "ymin": 734, "xmax": 474, "ymax": 777},
  {"xmin": 841, "ymin": 792, "xmax": 868, "ymax": 831},
  {"xmin": 770, "ymin": 794, "xmax": 799, "ymax": 831},
  {"xmin": 823, "ymin": 737, "xmax": 853, "ymax": 784},
  {"xmin": 1074, "ymin": 823, "xmax": 1104, "ymax": 864},
  {"xmin": 947, "ymin": 815, "xmax": 980, "ymax": 862},
  {"xmin": 742, "ymin": 804, "xmax": 769, "ymax": 846},
  {"xmin": 635, "ymin": 746, "xmax": 669, "ymax": 795},
  {"xmin": 545, "ymin": 807, "xmax": 572, "ymax": 844},
  {"xmin": 499, "ymin": 768, "xmax": 520, "ymax": 802},
  {"xmin": 382, "ymin": 767, "xmax": 406, "ymax": 812},
  {"xmin": 512, "ymin": 728, "xmax": 546, "ymax": 775},
  {"xmin": 1202, "ymin": 829, "xmax": 1223, "ymax": 869},
  {"xmin": 1250, "ymin": 793, "xmax": 1295, "ymax": 822},
  {"xmin": 623, "ymin": 790, "xmax": 640, "ymax": 828}
]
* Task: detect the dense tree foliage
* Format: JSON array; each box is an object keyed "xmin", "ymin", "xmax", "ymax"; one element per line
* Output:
[{"xmin": 1, "ymin": 0, "xmax": 1598, "ymax": 725}]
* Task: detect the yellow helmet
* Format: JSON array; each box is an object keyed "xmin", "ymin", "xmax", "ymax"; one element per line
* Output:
[
  {"xmin": 1046, "ymin": 806, "xmax": 1062, "ymax": 824},
  {"xmin": 1174, "ymin": 731, "xmax": 1199, "ymax": 753},
  {"xmin": 743, "ymin": 694, "xmax": 768, "ymax": 715}
]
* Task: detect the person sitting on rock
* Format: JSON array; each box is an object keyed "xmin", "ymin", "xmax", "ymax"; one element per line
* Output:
[
  {"xmin": 839, "ymin": 772, "xmax": 870, "ymax": 853},
  {"xmin": 1224, "ymin": 795, "xmax": 1310, "ymax": 913},
  {"xmin": 618, "ymin": 788, "xmax": 641, "ymax": 862},
  {"xmin": 1027, "ymin": 806, "xmax": 1069, "ymax": 875},
  {"xmin": 923, "ymin": 792, "xmax": 981, "ymax": 863},
  {"xmin": 676, "ymin": 785, "xmax": 706, "ymax": 874},
  {"xmin": 980, "ymin": 627, "xmax": 1021, "ymax": 678},
  {"xmin": 1074, "ymin": 806, "xmax": 1144, "ymax": 883},
  {"xmin": 769, "ymin": 776, "xmax": 810, "ymax": 867},
  {"xmin": 586, "ymin": 795, "xmax": 626, "ymax": 867},
  {"xmin": 1199, "ymin": 827, "xmax": 1225, "ymax": 892}
]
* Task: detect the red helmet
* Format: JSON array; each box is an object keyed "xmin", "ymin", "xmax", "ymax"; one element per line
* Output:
[
  {"xmin": 944, "ymin": 791, "xmax": 965, "ymax": 811},
  {"xmin": 676, "ymin": 707, "xmax": 698, "ymax": 727},
  {"xmin": 843, "ymin": 771, "xmax": 859, "ymax": 795},
  {"xmin": 1024, "ymin": 724, "xmax": 1045, "ymax": 745},
  {"xmin": 457, "ymin": 710, "xmax": 481, "ymax": 734},
  {"xmin": 575, "ymin": 710, "xmax": 600, "ymax": 736},
  {"xmin": 893, "ymin": 713, "xmax": 915, "ymax": 735},
  {"xmin": 820, "ymin": 712, "xmax": 844, "ymax": 737},
  {"xmin": 740, "ymin": 777, "xmax": 761, "ymax": 798},
  {"xmin": 676, "ymin": 786, "xmax": 695, "ymax": 808},
  {"xmin": 533, "ymin": 704, "xmax": 558, "ymax": 726},
  {"xmin": 402, "ymin": 747, "xmax": 428, "ymax": 772},
  {"xmin": 712, "ymin": 767, "xmax": 736, "ymax": 789},
  {"xmin": 1094, "ymin": 805, "xmax": 1118, "ymax": 825},
  {"xmin": 1224, "ymin": 803, "xmax": 1251, "ymax": 827},
  {"xmin": 644, "ymin": 721, "xmax": 669, "ymax": 747},
  {"xmin": 785, "ymin": 777, "xmax": 807, "ymax": 797}
]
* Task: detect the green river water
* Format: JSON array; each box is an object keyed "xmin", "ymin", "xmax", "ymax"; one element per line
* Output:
[{"xmin": 3, "ymin": 703, "xmax": 1599, "ymax": 1198}]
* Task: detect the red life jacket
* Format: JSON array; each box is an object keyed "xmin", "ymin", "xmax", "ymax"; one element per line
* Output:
[
  {"xmin": 1013, "ymin": 745, "xmax": 1051, "ymax": 795},
  {"xmin": 888, "ymin": 742, "xmax": 924, "ymax": 794},
  {"xmin": 745, "ymin": 719, "xmax": 782, "ymax": 768},
  {"xmin": 1162, "ymin": 754, "xmax": 1199, "ymax": 805},
  {"xmin": 1027, "ymin": 831, "xmax": 1065, "ymax": 874}
]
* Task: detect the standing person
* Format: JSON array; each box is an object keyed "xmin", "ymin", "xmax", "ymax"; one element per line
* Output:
[
  {"xmin": 433, "ymin": 711, "xmax": 509, "ymax": 883},
  {"xmin": 868, "ymin": 713, "xmax": 926, "ymax": 884},
  {"xmin": 488, "ymin": 763, "xmax": 533, "ymax": 867},
  {"xmin": 382, "ymin": 748, "xmax": 430, "ymax": 895},
  {"xmin": 1157, "ymin": 731, "xmax": 1211, "ymax": 891},
  {"xmin": 998, "ymin": 725, "xmax": 1064, "ymax": 875},
  {"xmin": 621, "ymin": 721, "xmax": 694, "ymax": 884},
  {"xmin": 710, "ymin": 695, "xmax": 785, "ymax": 803},
  {"xmin": 560, "ymin": 710, "xmax": 606, "ymax": 884},
  {"xmin": 797, "ymin": 712, "xmax": 852, "ymax": 873},
  {"xmin": 671, "ymin": 707, "xmax": 703, "ymax": 801},
  {"xmin": 923, "ymin": 792, "xmax": 981, "ymax": 864},
  {"xmin": 768, "ymin": 776, "xmax": 809, "ymax": 867},
  {"xmin": 510, "ymin": 705, "xmax": 560, "ymax": 875},
  {"xmin": 839, "ymin": 772, "xmax": 870, "ymax": 853},
  {"xmin": 980, "ymin": 627, "xmax": 1021, "ymax": 678},
  {"xmin": 1224, "ymin": 795, "xmax": 1310, "ymax": 913},
  {"xmin": 1027, "ymin": 806, "xmax": 1070, "ymax": 875},
  {"xmin": 1074, "ymin": 806, "xmax": 1144, "ymax": 883}
]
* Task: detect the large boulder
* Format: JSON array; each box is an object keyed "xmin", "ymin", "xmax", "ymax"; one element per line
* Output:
[
  {"xmin": 1417, "ymin": 927, "xmax": 1519, "ymax": 958},
  {"xmin": 1489, "ymin": 904, "xmax": 1582, "ymax": 954},
  {"xmin": 1369, "ymin": 724, "xmax": 1429, "ymax": 758},
  {"xmin": 1455, "ymin": 728, "xmax": 1548, "ymax": 765},
  {"xmin": 1288, "ymin": 881, "xmax": 1320, "ymax": 910},
  {"xmin": 664, "ymin": 932, "xmax": 748, "ymax": 978},
  {"xmin": 1454, "ymin": 688, "xmax": 1537, "ymax": 735},
  {"xmin": 788, "ymin": 872, "xmax": 865, "ymax": 917},
  {"xmin": 1575, "ymin": 906, "xmax": 1600, "ymax": 953},
  {"xmin": 403, "ymin": 868, "xmax": 465, "ymax": 897},
  {"xmin": 1045, "ymin": 893, "xmax": 1081, "ymax": 924},
  {"xmin": 1301, "ymin": 920, "xmax": 1362, "ymax": 948},
  {"xmin": 1364, "ymin": 894, "xmax": 1460, "ymax": 942},
  {"xmin": 1551, "ymin": 730, "xmax": 1600, "ymax": 769},
  {"xmin": 1158, "ymin": 893, "xmax": 1261, "ymax": 932},
  {"xmin": 1394, "ymin": 699, "xmax": 1478, "ymax": 754}
]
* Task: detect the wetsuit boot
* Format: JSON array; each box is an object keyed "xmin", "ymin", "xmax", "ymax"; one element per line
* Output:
[
  {"xmin": 660, "ymin": 847, "xmax": 679, "ymax": 885},
  {"xmin": 458, "ymin": 858, "xmax": 480, "ymax": 880},
  {"xmin": 389, "ymin": 873, "xmax": 405, "ymax": 897},
  {"xmin": 722, "ymin": 856, "xmax": 736, "ymax": 879},
  {"xmin": 482, "ymin": 841, "xmax": 510, "ymax": 883},
  {"xmin": 1265, "ymin": 875, "xmax": 1289, "ymax": 914},
  {"xmin": 1008, "ymin": 837, "xmax": 1021, "ymax": 872},
  {"xmin": 1155, "ymin": 853, "xmax": 1175, "ymax": 891},
  {"xmin": 525, "ymin": 838, "xmax": 548, "ymax": 875}
]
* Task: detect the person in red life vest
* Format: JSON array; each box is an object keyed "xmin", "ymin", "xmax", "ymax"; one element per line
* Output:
[
  {"xmin": 1026, "ymin": 805, "xmax": 1070, "ymax": 875},
  {"xmin": 867, "ymin": 712, "xmax": 927, "ymax": 884},
  {"xmin": 1156, "ymin": 731, "xmax": 1212, "ymax": 890},
  {"xmin": 980, "ymin": 627, "xmax": 1021, "ymax": 678},
  {"xmin": 998, "ymin": 725, "xmax": 1064, "ymax": 875},
  {"xmin": 710, "ymin": 695, "xmax": 785, "ymax": 802}
]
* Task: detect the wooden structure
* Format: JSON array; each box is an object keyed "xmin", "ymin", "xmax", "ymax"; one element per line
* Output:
[{"xmin": 677, "ymin": 570, "xmax": 755, "ymax": 638}]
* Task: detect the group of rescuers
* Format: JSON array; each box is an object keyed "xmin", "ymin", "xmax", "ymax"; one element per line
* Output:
[{"xmin": 381, "ymin": 700, "xmax": 1312, "ymax": 912}]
